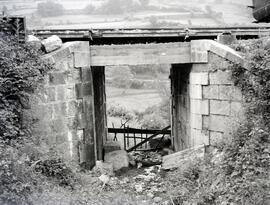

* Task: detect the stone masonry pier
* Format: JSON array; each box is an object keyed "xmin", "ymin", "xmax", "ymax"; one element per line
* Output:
[{"xmin": 24, "ymin": 39, "xmax": 245, "ymax": 168}]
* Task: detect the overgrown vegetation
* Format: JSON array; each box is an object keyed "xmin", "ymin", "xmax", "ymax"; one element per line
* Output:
[
  {"xmin": 166, "ymin": 39, "xmax": 270, "ymax": 205},
  {"xmin": 0, "ymin": 19, "xmax": 77, "ymax": 205}
]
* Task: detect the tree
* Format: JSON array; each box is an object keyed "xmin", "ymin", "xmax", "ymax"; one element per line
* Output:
[
  {"xmin": 2, "ymin": 5, "xmax": 7, "ymax": 15},
  {"xmin": 37, "ymin": 1, "xmax": 64, "ymax": 17}
]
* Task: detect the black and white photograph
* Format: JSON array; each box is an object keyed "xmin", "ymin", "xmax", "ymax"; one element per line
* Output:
[{"xmin": 0, "ymin": 0, "xmax": 269, "ymax": 204}]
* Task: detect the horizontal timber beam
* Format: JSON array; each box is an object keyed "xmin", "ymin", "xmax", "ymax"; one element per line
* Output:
[{"xmin": 90, "ymin": 42, "xmax": 191, "ymax": 66}]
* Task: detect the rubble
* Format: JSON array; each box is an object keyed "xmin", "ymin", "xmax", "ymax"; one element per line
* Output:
[
  {"xmin": 103, "ymin": 141, "xmax": 121, "ymax": 154},
  {"xmin": 162, "ymin": 145, "xmax": 206, "ymax": 170},
  {"xmin": 104, "ymin": 150, "xmax": 129, "ymax": 171},
  {"xmin": 129, "ymin": 151, "xmax": 163, "ymax": 167},
  {"xmin": 27, "ymin": 35, "xmax": 42, "ymax": 50}
]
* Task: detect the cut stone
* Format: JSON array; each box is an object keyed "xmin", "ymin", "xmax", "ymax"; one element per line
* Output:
[
  {"xmin": 104, "ymin": 150, "xmax": 129, "ymax": 171},
  {"xmin": 42, "ymin": 35, "xmax": 63, "ymax": 53},
  {"xmin": 162, "ymin": 145, "xmax": 206, "ymax": 170},
  {"xmin": 103, "ymin": 141, "xmax": 121, "ymax": 154}
]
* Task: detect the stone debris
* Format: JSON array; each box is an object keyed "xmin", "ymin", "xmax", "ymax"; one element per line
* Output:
[
  {"xmin": 92, "ymin": 160, "xmax": 114, "ymax": 176},
  {"xmin": 104, "ymin": 150, "xmax": 129, "ymax": 171},
  {"xmin": 103, "ymin": 141, "xmax": 121, "ymax": 154},
  {"xmin": 162, "ymin": 145, "xmax": 206, "ymax": 170},
  {"xmin": 98, "ymin": 174, "xmax": 110, "ymax": 184},
  {"xmin": 134, "ymin": 183, "xmax": 144, "ymax": 193},
  {"xmin": 130, "ymin": 151, "xmax": 163, "ymax": 167},
  {"xmin": 27, "ymin": 35, "xmax": 42, "ymax": 50},
  {"xmin": 41, "ymin": 35, "xmax": 63, "ymax": 53}
]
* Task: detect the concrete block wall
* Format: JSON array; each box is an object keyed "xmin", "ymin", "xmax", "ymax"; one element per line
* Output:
[
  {"xmin": 189, "ymin": 52, "xmax": 245, "ymax": 147},
  {"xmin": 25, "ymin": 42, "xmax": 96, "ymax": 168}
]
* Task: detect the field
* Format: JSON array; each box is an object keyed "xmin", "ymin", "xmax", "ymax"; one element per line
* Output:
[{"xmin": 0, "ymin": 0, "xmax": 257, "ymax": 29}]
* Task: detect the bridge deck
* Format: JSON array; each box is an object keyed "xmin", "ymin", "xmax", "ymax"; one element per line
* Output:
[{"xmin": 32, "ymin": 26, "xmax": 270, "ymax": 40}]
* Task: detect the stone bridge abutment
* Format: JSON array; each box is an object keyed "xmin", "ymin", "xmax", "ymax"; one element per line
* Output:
[{"xmin": 25, "ymin": 39, "xmax": 245, "ymax": 168}]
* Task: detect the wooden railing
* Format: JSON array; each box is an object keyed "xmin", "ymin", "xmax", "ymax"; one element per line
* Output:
[{"xmin": 108, "ymin": 125, "xmax": 171, "ymax": 152}]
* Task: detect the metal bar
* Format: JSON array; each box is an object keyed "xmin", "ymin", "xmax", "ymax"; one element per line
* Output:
[
  {"xmin": 127, "ymin": 126, "xmax": 171, "ymax": 152},
  {"xmin": 133, "ymin": 132, "xmax": 136, "ymax": 150},
  {"xmin": 108, "ymin": 127, "xmax": 171, "ymax": 135}
]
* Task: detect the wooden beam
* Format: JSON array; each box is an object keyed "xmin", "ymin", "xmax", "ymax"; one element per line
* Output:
[
  {"xmin": 126, "ymin": 126, "xmax": 171, "ymax": 152},
  {"xmin": 90, "ymin": 42, "xmax": 191, "ymax": 66}
]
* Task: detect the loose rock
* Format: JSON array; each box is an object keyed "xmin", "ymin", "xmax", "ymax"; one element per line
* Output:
[
  {"xmin": 41, "ymin": 35, "xmax": 62, "ymax": 53},
  {"xmin": 104, "ymin": 150, "xmax": 129, "ymax": 171}
]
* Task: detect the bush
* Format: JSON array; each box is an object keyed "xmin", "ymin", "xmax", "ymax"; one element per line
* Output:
[
  {"xmin": 130, "ymin": 79, "xmax": 145, "ymax": 89},
  {"xmin": 108, "ymin": 104, "xmax": 134, "ymax": 121},
  {"xmin": 141, "ymin": 113, "xmax": 167, "ymax": 129},
  {"xmin": 167, "ymin": 38, "xmax": 270, "ymax": 205},
  {"xmin": 37, "ymin": 1, "xmax": 64, "ymax": 17},
  {"xmin": 0, "ymin": 19, "xmax": 60, "ymax": 205}
]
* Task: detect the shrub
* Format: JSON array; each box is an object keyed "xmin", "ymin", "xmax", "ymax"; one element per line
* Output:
[
  {"xmin": 130, "ymin": 79, "xmax": 145, "ymax": 89},
  {"xmin": 141, "ymin": 113, "xmax": 167, "ymax": 129},
  {"xmin": 108, "ymin": 104, "xmax": 134, "ymax": 121},
  {"xmin": 167, "ymin": 38, "xmax": 270, "ymax": 205}
]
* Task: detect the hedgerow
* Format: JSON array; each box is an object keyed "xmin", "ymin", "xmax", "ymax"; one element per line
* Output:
[
  {"xmin": 0, "ymin": 18, "xmax": 69, "ymax": 205},
  {"xmin": 167, "ymin": 38, "xmax": 270, "ymax": 205}
]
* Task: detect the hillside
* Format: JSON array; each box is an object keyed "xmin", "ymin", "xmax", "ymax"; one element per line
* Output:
[{"xmin": 0, "ymin": 0, "xmax": 257, "ymax": 29}]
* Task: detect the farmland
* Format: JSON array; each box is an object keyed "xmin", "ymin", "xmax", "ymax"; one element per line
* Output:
[{"xmin": 0, "ymin": 0, "xmax": 256, "ymax": 29}]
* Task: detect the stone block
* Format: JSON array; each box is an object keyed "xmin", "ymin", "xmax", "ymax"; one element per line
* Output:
[
  {"xmin": 210, "ymin": 131, "xmax": 223, "ymax": 146},
  {"xmin": 41, "ymin": 35, "xmax": 63, "ymax": 53},
  {"xmin": 190, "ymin": 99, "xmax": 209, "ymax": 115},
  {"xmin": 209, "ymin": 70, "xmax": 232, "ymax": 85},
  {"xmin": 231, "ymin": 87, "xmax": 243, "ymax": 101},
  {"xmin": 47, "ymin": 86, "xmax": 56, "ymax": 102},
  {"xmin": 191, "ymin": 129, "xmax": 209, "ymax": 146},
  {"xmin": 77, "ymin": 129, "xmax": 84, "ymax": 141},
  {"xmin": 66, "ymin": 69, "xmax": 81, "ymax": 84},
  {"xmin": 202, "ymin": 115, "xmax": 209, "ymax": 130},
  {"xmin": 75, "ymin": 83, "xmax": 93, "ymax": 98},
  {"xmin": 230, "ymin": 102, "xmax": 245, "ymax": 121},
  {"xmin": 189, "ymin": 72, "xmax": 208, "ymax": 85},
  {"xmin": 219, "ymin": 85, "xmax": 232, "ymax": 100},
  {"xmin": 217, "ymin": 34, "xmax": 237, "ymax": 45},
  {"xmin": 190, "ymin": 40, "xmax": 210, "ymax": 63},
  {"xmin": 162, "ymin": 145, "xmax": 206, "ymax": 170},
  {"xmin": 190, "ymin": 85, "xmax": 202, "ymax": 99},
  {"xmin": 66, "ymin": 41, "xmax": 90, "ymax": 53},
  {"xmin": 104, "ymin": 150, "xmax": 129, "ymax": 171},
  {"xmin": 81, "ymin": 68, "xmax": 92, "ymax": 82},
  {"xmin": 103, "ymin": 141, "xmax": 121, "ymax": 154},
  {"xmin": 66, "ymin": 85, "xmax": 76, "ymax": 100},
  {"xmin": 27, "ymin": 35, "xmax": 42, "ymax": 50},
  {"xmin": 190, "ymin": 114, "xmax": 202, "ymax": 129},
  {"xmin": 49, "ymin": 72, "xmax": 66, "ymax": 85},
  {"xmin": 74, "ymin": 52, "xmax": 91, "ymax": 68},
  {"xmin": 67, "ymin": 100, "xmax": 83, "ymax": 116},
  {"xmin": 202, "ymin": 85, "xmax": 219, "ymax": 99},
  {"xmin": 209, "ymin": 115, "xmax": 230, "ymax": 132},
  {"xmin": 191, "ymin": 64, "xmax": 209, "ymax": 72},
  {"xmin": 50, "ymin": 46, "xmax": 72, "ymax": 63},
  {"xmin": 53, "ymin": 102, "xmax": 68, "ymax": 118},
  {"xmin": 56, "ymin": 132, "xmax": 68, "ymax": 144},
  {"xmin": 50, "ymin": 119, "xmax": 67, "ymax": 133},
  {"xmin": 210, "ymin": 100, "xmax": 230, "ymax": 116},
  {"xmin": 56, "ymin": 85, "xmax": 66, "ymax": 101}
]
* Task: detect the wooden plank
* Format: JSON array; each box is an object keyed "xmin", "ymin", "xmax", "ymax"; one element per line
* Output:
[
  {"xmin": 90, "ymin": 43, "xmax": 191, "ymax": 66},
  {"xmin": 126, "ymin": 126, "xmax": 171, "ymax": 152}
]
